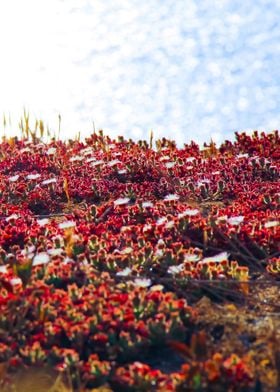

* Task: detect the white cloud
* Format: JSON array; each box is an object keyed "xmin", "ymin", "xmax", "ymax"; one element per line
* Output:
[{"xmin": 0, "ymin": 0, "xmax": 279, "ymax": 145}]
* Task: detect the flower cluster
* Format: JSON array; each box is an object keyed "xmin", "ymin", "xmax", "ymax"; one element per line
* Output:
[
  {"xmin": 0, "ymin": 129, "xmax": 278, "ymax": 390},
  {"xmin": 113, "ymin": 353, "xmax": 253, "ymax": 392}
]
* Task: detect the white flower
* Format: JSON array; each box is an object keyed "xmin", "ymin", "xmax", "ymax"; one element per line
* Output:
[
  {"xmin": 159, "ymin": 155, "xmax": 170, "ymax": 161},
  {"xmin": 91, "ymin": 160, "xmax": 104, "ymax": 166},
  {"xmin": 142, "ymin": 201, "xmax": 153, "ymax": 208},
  {"xmin": 58, "ymin": 221, "xmax": 76, "ymax": 229},
  {"xmin": 118, "ymin": 169, "xmax": 127, "ymax": 174},
  {"xmin": 165, "ymin": 221, "xmax": 175, "ymax": 229},
  {"xmin": 27, "ymin": 173, "xmax": 41, "ymax": 180},
  {"xmin": 116, "ymin": 267, "xmax": 132, "ymax": 277},
  {"xmin": 212, "ymin": 171, "xmax": 220, "ymax": 175},
  {"xmin": 156, "ymin": 217, "xmax": 167, "ymax": 225},
  {"xmin": 108, "ymin": 159, "xmax": 121, "ymax": 167},
  {"xmin": 113, "ymin": 152, "xmax": 122, "ymax": 157},
  {"xmin": 264, "ymin": 220, "xmax": 279, "ymax": 228},
  {"xmin": 10, "ymin": 278, "xmax": 22, "ymax": 286},
  {"xmin": 84, "ymin": 151, "xmax": 94, "ymax": 157},
  {"xmin": 8, "ymin": 175, "xmax": 19, "ymax": 182},
  {"xmin": 0, "ymin": 265, "xmax": 8, "ymax": 274},
  {"xmin": 143, "ymin": 224, "xmax": 152, "ymax": 232},
  {"xmin": 186, "ymin": 157, "xmax": 196, "ymax": 162},
  {"xmin": 47, "ymin": 147, "xmax": 57, "ymax": 155},
  {"xmin": 216, "ymin": 215, "xmax": 228, "ymax": 222},
  {"xmin": 69, "ymin": 155, "xmax": 84, "ymax": 162},
  {"xmin": 134, "ymin": 278, "xmax": 151, "ymax": 288},
  {"xmin": 178, "ymin": 209, "xmax": 200, "ymax": 218},
  {"xmin": 37, "ymin": 218, "xmax": 49, "ymax": 226},
  {"xmin": 81, "ymin": 147, "xmax": 93, "ymax": 155},
  {"xmin": 120, "ymin": 226, "xmax": 132, "ymax": 232},
  {"xmin": 155, "ymin": 249, "xmax": 164, "ymax": 257},
  {"xmin": 186, "ymin": 166, "xmax": 193, "ymax": 170},
  {"xmin": 184, "ymin": 254, "xmax": 201, "ymax": 262},
  {"xmin": 33, "ymin": 252, "xmax": 50, "ymax": 266},
  {"xmin": 121, "ymin": 247, "xmax": 133, "ymax": 255},
  {"xmin": 201, "ymin": 252, "xmax": 229, "ymax": 263},
  {"xmin": 157, "ymin": 239, "xmax": 165, "ymax": 247},
  {"xmin": 114, "ymin": 197, "xmax": 130, "ymax": 206},
  {"xmin": 236, "ymin": 153, "xmax": 249, "ymax": 159},
  {"xmin": 86, "ymin": 157, "xmax": 96, "ymax": 163},
  {"xmin": 197, "ymin": 179, "xmax": 211, "ymax": 187},
  {"xmin": 150, "ymin": 284, "xmax": 164, "ymax": 292},
  {"xmin": 20, "ymin": 147, "xmax": 31, "ymax": 153},
  {"xmin": 21, "ymin": 245, "xmax": 36, "ymax": 256},
  {"xmin": 168, "ymin": 264, "xmax": 184, "ymax": 275},
  {"xmin": 164, "ymin": 194, "xmax": 179, "ymax": 202},
  {"xmin": 41, "ymin": 178, "xmax": 57, "ymax": 185},
  {"xmin": 227, "ymin": 216, "xmax": 244, "ymax": 225},
  {"xmin": 6, "ymin": 214, "xmax": 19, "ymax": 222},
  {"xmin": 63, "ymin": 257, "xmax": 73, "ymax": 265},
  {"xmin": 165, "ymin": 162, "xmax": 175, "ymax": 169},
  {"xmin": 48, "ymin": 248, "xmax": 63, "ymax": 256}
]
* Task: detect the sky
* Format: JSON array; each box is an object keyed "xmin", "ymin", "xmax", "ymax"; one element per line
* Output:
[{"xmin": 0, "ymin": 0, "xmax": 279, "ymax": 146}]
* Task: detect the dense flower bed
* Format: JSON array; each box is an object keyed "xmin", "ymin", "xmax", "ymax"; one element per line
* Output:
[{"xmin": 0, "ymin": 130, "xmax": 279, "ymax": 391}]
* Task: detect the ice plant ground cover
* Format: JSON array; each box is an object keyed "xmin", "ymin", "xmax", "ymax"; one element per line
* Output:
[{"xmin": 0, "ymin": 127, "xmax": 279, "ymax": 391}]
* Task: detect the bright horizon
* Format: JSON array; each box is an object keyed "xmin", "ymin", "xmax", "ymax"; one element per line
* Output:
[{"xmin": 0, "ymin": 0, "xmax": 280, "ymax": 146}]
